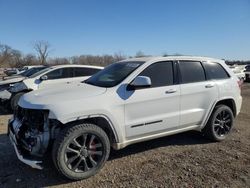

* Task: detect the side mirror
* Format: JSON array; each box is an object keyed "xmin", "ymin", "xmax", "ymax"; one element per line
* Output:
[
  {"xmin": 128, "ymin": 76, "xmax": 151, "ymax": 90},
  {"xmin": 40, "ymin": 75, "xmax": 48, "ymax": 81}
]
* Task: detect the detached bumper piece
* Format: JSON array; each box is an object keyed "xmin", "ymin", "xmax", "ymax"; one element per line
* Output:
[{"xmin": 8, "ymin": 120, "xmax": 43, "ymax": 170}]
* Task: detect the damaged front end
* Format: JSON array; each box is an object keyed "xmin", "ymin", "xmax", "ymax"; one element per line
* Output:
[{"xmin": 8, "ymin": 106, "xmax": 53, "ymax": 169}]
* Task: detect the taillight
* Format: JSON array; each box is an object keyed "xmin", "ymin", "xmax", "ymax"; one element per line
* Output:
[{"xmin": 237, "ymin": 80, "xmax": 243, "ymax": 89}]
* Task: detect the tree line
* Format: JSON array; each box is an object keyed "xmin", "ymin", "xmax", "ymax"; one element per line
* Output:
[
  {"xmin": 0, "ymin": 41, "xmax": 249, "ymax": 68},
  {"xmin": 0, "ymin": 41, "xmax": 128, "ymax": 68}
]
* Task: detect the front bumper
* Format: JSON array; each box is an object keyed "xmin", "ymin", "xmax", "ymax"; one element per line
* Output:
[{"xmin": 8, "ymin": 119, "xmax": 43, "ymax": 170}]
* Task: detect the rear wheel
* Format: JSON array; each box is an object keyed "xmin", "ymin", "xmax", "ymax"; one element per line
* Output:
[
  {"xmin": 10, "ymin": 92, "xmax": 26, "ymax": 110},
  {"xmin": 203, "ymin": 105, "xmax": 234, "ymax": 141},
  {"xmin": 52, "ymin": 123, "xmax": 110, "ymax": 180}
]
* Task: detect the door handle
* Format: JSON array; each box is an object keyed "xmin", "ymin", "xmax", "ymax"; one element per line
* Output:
[
  {"xmin": 165, "ymin": 89, "xmax": 177, "ymax": 94},
  {"xmin": 205, "ymin": 84, "xmax": 215, "ymax": 88}
]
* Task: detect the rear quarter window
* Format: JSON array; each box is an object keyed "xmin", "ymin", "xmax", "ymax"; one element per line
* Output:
[{"xmin": 203, "ymin": 62, "xmax": 230, "ymax": 80}]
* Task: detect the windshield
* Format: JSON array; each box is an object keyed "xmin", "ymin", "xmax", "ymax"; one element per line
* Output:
[
  {"xmin": 19, "ymin": 67, "xmax": 47, "ymax": 77},
  {"xmin": 84, "ymin": 61, "xmax": 145, "ymax": 87},
  {"xmin": 29, "ymin": 67, "xmax": 52, "ymax": 78}
]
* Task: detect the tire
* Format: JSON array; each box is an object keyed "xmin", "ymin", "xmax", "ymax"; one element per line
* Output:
[
  {"xmin": 10, "ymin": 92, "xmax": 26, "ymax": 110},
  {"xmin": 52, "ymin": 123, "xmax": 110, "ymax": 180},
  {"xmin": 203, "ymin": 105, "xmax": 234, "ymax": 142}
]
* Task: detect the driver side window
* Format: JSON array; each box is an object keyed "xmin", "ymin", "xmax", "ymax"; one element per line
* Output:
[
  {"xmin": 138, "ymin": 61, "xmax": 174, "ymax": 88},
  {"xmin": 45, "ymin": 68, "xmax": 73, "ymax": 80}
]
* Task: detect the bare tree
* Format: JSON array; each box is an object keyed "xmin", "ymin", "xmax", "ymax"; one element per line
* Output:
[
  {"xmin": 23, "ymin": 54, "xmax": 38, "ymax": 66},
  {"xmin": 0, "ymin": 44, "xmax": 13, "ymax": 67},
  {"xmin": 162, "ymin": 52, "xmax": 169, "ymax": 57},
  {"xmin": 113, "ymin": 51, "xmax": 126, "ymax": 61},
  {"xmin": 33, "ymin": 41, "xmax": 51, "ymax": 65},
  {"xmin": 135, "ymin": 51, "xmax": 146, "ymax": 58},
  {"xmin": 10, "ymin": 49, "xmax": 22, "ymax": 68},
  {"xmin": 0, "ymin": 44, "xmax": 24, "ymax": 68}
]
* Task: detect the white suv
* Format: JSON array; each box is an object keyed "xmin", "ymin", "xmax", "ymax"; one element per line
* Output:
[
  {"xmin": 8, "ymin": 64, "xmax": 103, "ymax": 109},
  {"xmin": 8, "ymin": 56, "xmax": 242, "ymax": 180}
]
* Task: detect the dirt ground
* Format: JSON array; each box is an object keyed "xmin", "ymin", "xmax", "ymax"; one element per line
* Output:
[{"xmin": 0, "ymin": 84, "xmax": 250, "ymax": 188}]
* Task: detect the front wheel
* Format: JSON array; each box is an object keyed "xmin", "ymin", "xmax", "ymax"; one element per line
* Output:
[
  {"xmin": 203, "ymin": 105, "xmax": 234, "ymax": 141},
  {"xmin": 52, "ymin": 123, "xmax": 110, "ymax": 180}
]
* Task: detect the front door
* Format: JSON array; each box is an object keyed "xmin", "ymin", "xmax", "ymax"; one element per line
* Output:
[
  {"xmin": 38, "ymin": 68, "xmax": 74, "ymax": 89},
  {"xmin": 124, "ymin": 61, "xmax": 180, "ymax": 139}
]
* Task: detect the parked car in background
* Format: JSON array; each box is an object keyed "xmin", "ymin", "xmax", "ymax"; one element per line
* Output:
[
  {"xmin": 0, "ymin": 66, "xmax": 47, "ymax": 107},
  {"xmin": 18, "ymin": 65, "xmax": 44, "ymax": 74},
  {"xmin": 2, "ymin": 66, "xmax": 46, "ymax": 80},
  {"xmin": 245, "ymin": 65, "xmax": 250, "ymax": 82},
  {"xmin": 4, "ymin": 68, "xmax": 20, "ymax": 76},
  {"xmin": 8, "ymin": 56, "xmax": 242, "ymax": 180},
  {"xmin": 3, "ymin": 65, "xmax": 46, "ymax": 77},
  {"xmin": 9, "ymin": 64, "xmax": 103, "ymax": 109},
  {"xmin": 229, "ymin": 65, "xmax": 246, "ymax": 81}
]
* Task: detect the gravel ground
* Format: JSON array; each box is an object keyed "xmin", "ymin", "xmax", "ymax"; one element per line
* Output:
[{"xmin": 0, "ymin": 84, "xmax": 250, "ymax": 188}]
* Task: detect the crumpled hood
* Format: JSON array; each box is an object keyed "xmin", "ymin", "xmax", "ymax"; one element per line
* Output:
[
  {"xmin": 19, "ymin": 83, "xmax": 107, "ymax": 109},
  {"xmin": 0, "ymin": 76, "xmax": 25, "ymax": 85}
]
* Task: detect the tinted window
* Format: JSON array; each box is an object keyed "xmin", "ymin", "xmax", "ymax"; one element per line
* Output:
[
  {"xmin": 45, "ymin": 68, "xmax": 73, "ymax": 80},
  {"xmin": 29, "ymin": 67, "xmax": 52, "ymax": 78},
  {"xmin": 85, "ymin": 61, "xmax": 144, "ymax": 87},
  {"xmin": 179, "ymin": 61, "xmax": 206, "ymax": 84},
  {"xmin": 139, "ymin": 61, "xmax": 174, "ymax": 87},
  {"xmin": 25, "ymin": 67, "xmax": 47, "ymax": 77},
  {"xmin": 203, "ymin": 62, "xmax": 230, "ymax": 80},
  {"xmin": 245, "ymin": 65, "xmax": 250, "ymax": 71},
  {"xmin": 74, "ymin": 68, "xmax": 101, "ymax": 77}
]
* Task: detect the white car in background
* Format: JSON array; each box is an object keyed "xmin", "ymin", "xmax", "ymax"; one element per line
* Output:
[
  {"xmin": 3, "ymin": 65, "xmax": 44, "ymax": 76},
  {"xmin": 229, "ymin": 65, "xmax": 245, "ymax": 81},
  {"xmin": 9, "ymin": 64, "xmax": 103, "ymax": 109},
  {"xmin": 0, "ymin": 66, "xmax": 47, "ymax": 105}
]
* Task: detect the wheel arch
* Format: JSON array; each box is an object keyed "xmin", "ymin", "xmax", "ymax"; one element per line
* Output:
[
  {"xmin": 62, "ymin": 115, "xmax": 120, "ymax": 146},
  {"xmin": 202, "ymin": 98, "xmax": 237, "ymax": 129},
  {"xmin": 215, "ymin": 98, "xmax": 236, "ymax": 117}
]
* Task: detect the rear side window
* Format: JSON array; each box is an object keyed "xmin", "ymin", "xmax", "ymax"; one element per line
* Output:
[
  {"xmin": 45, "ymin": 68, "xmax": 73, "ymax": 80},
  {"xmin": 179, "ymin": 61, "xmax": 206, "ymax": 84},
  {"xmin": 74, "ymin": 68, "xmax": 101, "ymax": 77},
  {"xmin": 139, "ymin": 61, "xmax": 174, "ymax": 88},
  {"xmin": 203, "ymin": 62, "xmax": 230, "ymax": 80}
]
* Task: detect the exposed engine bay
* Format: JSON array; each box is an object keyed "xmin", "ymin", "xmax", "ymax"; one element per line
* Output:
[{"xmin": 9, "ymin": 106, "xmax": 59, "ymax": 158}]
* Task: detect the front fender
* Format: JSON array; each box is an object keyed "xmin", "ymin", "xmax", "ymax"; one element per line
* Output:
[{"xmin": 48, "ymin": 111, "xmax": 123, "ymax": 143}]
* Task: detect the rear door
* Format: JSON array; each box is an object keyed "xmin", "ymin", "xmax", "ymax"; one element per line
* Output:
[
  {"xmin": 179, "ymin": 61, "xmax": 218, "ymax": 127},
  {"xmin": 124, "ymin": 61, "xmax": 180, "ymax": 139},
  {"xmin": 202, "ymin": 61, "xmax": 232, "ymax": 101}
]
